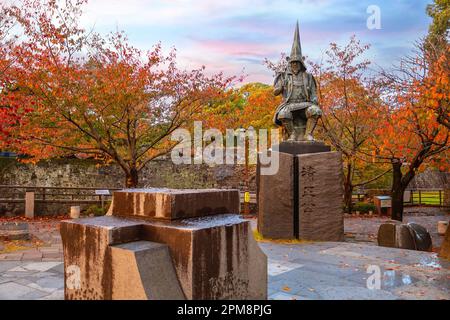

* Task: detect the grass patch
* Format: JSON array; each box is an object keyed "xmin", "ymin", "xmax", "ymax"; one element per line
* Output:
[
  {"xmin": 411, "ymin": 192, "xmax": 442, "ymax": 205},
  {"xmin": 252, "ymin": 229, "xmax": 314, "ymax": 244}
]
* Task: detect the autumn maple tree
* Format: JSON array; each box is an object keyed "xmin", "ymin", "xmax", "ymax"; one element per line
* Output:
[
  {"xmin": 312, "ymin": 36, "xmax": 392, "ymax": 213},
  {"xmin": 0, "ymin": 4, "xmax": 33, "ymax": 147},
  {"xmin": 367, "ymin": 40, "xmax": 449, "ymax": 221},
  {"xmin": 202, "ymin": 82, "xmax": 279, "ymax": 132},
  {"xmin": 6, "ymin": 0, "xmax": 234, "ymax": 187}
]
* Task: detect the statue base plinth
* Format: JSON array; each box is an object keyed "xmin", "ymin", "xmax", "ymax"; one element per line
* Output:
[
  {"xmin": 257, "ymin": 145, "xmax": 344, "ymax": 241},
  {"xmin": 273, "ymin": 140, "xmax": 331, "ymax": 155}
]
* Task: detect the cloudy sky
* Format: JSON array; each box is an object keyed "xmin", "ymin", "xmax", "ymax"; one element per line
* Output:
[{"xmin": 80, "ymin": 0, "xmax": 432, "ymax": 83}]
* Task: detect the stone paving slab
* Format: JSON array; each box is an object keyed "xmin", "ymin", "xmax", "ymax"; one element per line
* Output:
[
  {"xmin": 262, "ymin": 242, "xmax": 450, "ymax": 300},
  {"xmin": 0, "ymin": 241, "xmax": 448, "ymax": 300}
]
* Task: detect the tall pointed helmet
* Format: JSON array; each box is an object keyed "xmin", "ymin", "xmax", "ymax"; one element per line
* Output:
[{"xmin": 289, "ymin": 21, "xmax": 306, "ymax": 68}]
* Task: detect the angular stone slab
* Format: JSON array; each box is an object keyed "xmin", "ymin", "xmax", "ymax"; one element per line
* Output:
[
  {"xmin": 110, "ymin": 241, "xmax": 184, "ymax": 300},
  {"xmin": 110, "ymin": 188, "xmax": 240, "ymax": 220},
  {"xmin": 61, "ymin": 215, "xmax": 267, "ymax": 300},
  {"xmin": 297, "ymin": 151, "xmax": 344, "ymax": 241}
]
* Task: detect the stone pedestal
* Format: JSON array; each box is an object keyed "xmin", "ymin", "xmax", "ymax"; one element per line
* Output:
[
  {"xmin": 61, "ymin": 188, "xmax": 267, "ymax": 300},
  {"xmin": 257, "ymin": 141, "xmax": 344, "ymax": 241}
]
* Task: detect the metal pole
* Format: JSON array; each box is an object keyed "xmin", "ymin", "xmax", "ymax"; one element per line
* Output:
[{"xmin": 244, "ymin": 132, "xmax": 249, "ymax": 216}]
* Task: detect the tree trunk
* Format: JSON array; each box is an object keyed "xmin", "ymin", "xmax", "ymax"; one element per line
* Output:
[
  {"xmin": 344, "ymin": 182, "xmax": 353, "ymax": 213},
  {"xmin": 391, "ymin": 160, "xmax": 404, "ymax": 221},
  {"xmin": 125, "ymin": 167, "xmax": 139, "ymax": 188},
  {"xmin": 343, "ymin": 163, "xmax": 353, "ymax": 213}
]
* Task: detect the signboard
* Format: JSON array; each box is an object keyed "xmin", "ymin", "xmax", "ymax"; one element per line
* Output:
[
  {"xmin": 380, "ymin": 199, "xmax": 392, "ymax": 208},
  {"xmin": 244, "ymin": 192, "xmax": 250, "ymax": 203},
  {"xmin": 95, "ymin": 190, "xmax": 110, "ymax": 196}
]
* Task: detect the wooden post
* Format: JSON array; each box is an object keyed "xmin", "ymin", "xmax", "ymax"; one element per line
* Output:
[
  {"xmin": 439, "ymin": 190, "xmax": 442, "ymax": 207},
  {"xmin": 25, "ymin": 192, "xmax": 35, "ymax": 218}
]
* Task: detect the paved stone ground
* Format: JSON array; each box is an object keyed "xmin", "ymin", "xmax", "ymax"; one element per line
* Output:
[
  {"xmin": 0, "ymin": 242, "xmax": 448, "ymax": 300},
  {"xmin": 263, "ymin": 242, "xmax": 450, "ymax": 300},
  {"xmin": 0, "ymin": 261, "xmax": 64, "ymax": 300},
  {"xmin": 0, "ymin": 210, "xmax": 449, "ymax": 300},
  {"xmin": 0, "ymin": 220, "xmax": 63, "ymax": 262}
]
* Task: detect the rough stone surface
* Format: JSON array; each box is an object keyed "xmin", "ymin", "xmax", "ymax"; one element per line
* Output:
[
  {"xmin": 396, "ymin": 224, "xmax": 417, "ymax": 250},
  {"xmin": 110, "ymin": 188, "xmax": 240, "ymax": 220},
  {"xmin": 110, "ymin": 241, "xmax": 184, "ymax": 300},
  {"xmin": 61, "ymin": 214, "xmax": 267, "ymax": 300},
  {"xmin": 297, "ymin": 152, "xmax": 344, "ymax": 241},
  {"xmin": 257, "ymin": 151, "xmax": 295, "ymax": 239}
]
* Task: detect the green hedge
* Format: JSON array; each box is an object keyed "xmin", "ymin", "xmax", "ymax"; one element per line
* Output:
[{"xmin": 353, "ymin": 202, "xmax": 376, "ymax": 213}]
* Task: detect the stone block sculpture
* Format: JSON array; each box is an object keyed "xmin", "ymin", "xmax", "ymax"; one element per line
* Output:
[{"xmin": 61, "ymin": 188, "xmax": 267, "ymax": 300}]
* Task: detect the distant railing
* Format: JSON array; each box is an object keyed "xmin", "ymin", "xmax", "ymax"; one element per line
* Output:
[
  {"xmin": 352, "ymin": 188, "xmax": 447, "ymax": 207},
  {"xmin": 404, "ymin": 189, "xmax": 446, "ymax": 207},
  {"xmin": 0, "ymin": 185, "xmax": 121, "ymax": 205},
  {"xmin": 0, "ymin": 185, "xmax": 258, "ymax": 205}
]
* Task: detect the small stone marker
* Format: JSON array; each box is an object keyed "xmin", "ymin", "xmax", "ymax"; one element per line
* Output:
[
  {"xmin": 25, "ymin": 192, "xmax": 34, "ymax": 218},
  {"xmin": 437, "ymin": 221, "xmax": 448, "ymax": 236},
  {"xmin": 70, "ymin": 206, "xmax": 80, "ymax": 219}
]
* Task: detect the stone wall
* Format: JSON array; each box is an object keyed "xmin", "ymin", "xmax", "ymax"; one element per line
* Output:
[
  {"xmin": 0, "ymin": 157, "xmax": 256, "ymax": 216},
  {"xmin": 407, "ymin": 169, "xmax": 450, "ymax": 189}
]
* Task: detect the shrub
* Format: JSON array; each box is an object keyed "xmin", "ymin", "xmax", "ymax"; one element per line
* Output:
[
  {"xmin": 353, "ymin": 202, "xmax": 376, "ymax": 214},
  {"xmin": 85, "ymin": 205, "xmax": 107, "ymax": 217}
]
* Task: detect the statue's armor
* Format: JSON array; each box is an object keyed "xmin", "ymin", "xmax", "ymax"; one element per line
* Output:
[
  {"xmin": 290, "ymin": 73, "xmax": 307, "ymax": 102},
  {"xmin": 273, "ymin": 71, "xmax": 319, "ymax": 124}
]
